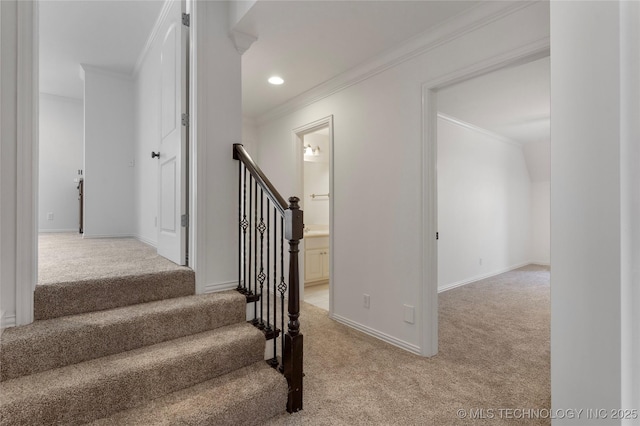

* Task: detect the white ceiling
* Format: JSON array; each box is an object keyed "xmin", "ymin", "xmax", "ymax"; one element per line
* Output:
[
  {"xmin": 437, "ymin": 56, "xmax": 550, "ymax": 145},
  {"xmin": 39, "ymin": 0, "xmax": 165, "ymax": 99},
  {"xmin": 238, "ymin": 0, "xmax": 480, "ymax": 119},
  {"xmin": 438, "ymin": 56, "xmax": 550, "ymax": 181}
]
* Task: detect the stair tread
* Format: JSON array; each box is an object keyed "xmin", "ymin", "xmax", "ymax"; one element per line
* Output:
[
  {"xmin": 1, "ymin": 290, "xmax": 246, "ymax": 381},
  {"xmin": 0, "ymin": 322, "xmax": 265, "ymax": 425},
  {"xmin": 89, "ymin": 361, "xmax": 288, "ymax": 426},
  {"xmin": 34, "ymin": 269, "xmax": 196, "ymax": 320}
]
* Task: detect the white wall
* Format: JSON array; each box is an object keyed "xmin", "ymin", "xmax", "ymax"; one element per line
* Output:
[
  {"xmin": 38, "ymin": 94, "xmax": 83, "ymax": 232},
  {"xmin": 551, "ymin": 1, "xmax": 640, "ymax": 423},
  {"xmin": 0, "ymin": 0, "xmax": 37, "ymax": 327},
  {"xmin": 255, "ymin": 2, "xmax": 550, "ymax": 353},
  {"xmin": 303, "ymin": 160, "xmax": 329, "ymax": 226},
  {"xmin": 531, "ymin": 181, "xmax": 550, "ymax": 265},
  {"xmin": 194, "ymin": 0, "xmax": 243, "ymax": 292},
  {"xmin": 1, "ymin": 0, "xmax": 19, "ymax": 327},
  {"xmin": 82, "ymin": 67, "xmax": 135, "ymax": 238},
  {"xmin": 437, "ymin": 116, "xmax": 531, "ymax": 291},
  {"xmin": 524, "ymin": 138, "xmax": 550, "ymax": 265}
]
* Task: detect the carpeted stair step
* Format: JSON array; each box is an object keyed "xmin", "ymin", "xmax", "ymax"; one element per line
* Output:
[
  {"xmin": 0, "ymin": 291, "xmax": 246, "ymax": 381},
  {"xmin": 0, "ymin": 322, "xmax": 264, "ymax": 426},
  {"xmin": 89, "ymin": 361, "xmax": 288, "ymax": 426},
  {"xmin": 34, "ymin": 269, "xmax": 196, "ymax": 320}
]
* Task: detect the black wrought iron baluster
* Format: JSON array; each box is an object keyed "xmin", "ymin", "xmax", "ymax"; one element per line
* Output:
[
  {"xmin": 271, "ymin": 206, "xmax": 278, "ymax": 368},
  {"xmin": 253, "ymin": 180, "xmax": 259, "ymax": 320},
  {"xmin": 265, "ymin": 199, "xmax": 272, "ymax": 333},
  {"xmin": 248, "ymin": 174, "xmax": 253, "ymax": 300},
  {"xmin": 278, "ymin": 216, "xmax": 286, "ymax": 372},
  {"xmin": 257, "ymin": 190, "xmax": 266, "ymax": 329},
  {"xmin": 239, "ymin": 165, "xmax": 249, "ymax": 293}
]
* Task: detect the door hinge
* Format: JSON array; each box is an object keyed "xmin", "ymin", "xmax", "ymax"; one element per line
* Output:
[
  {"xmin": 181, "ymin": 113, "xmax": 189, "ymax": 127},
  {"xmin": 181, "ymin": 214, "xmax": 189, "ymax": 227},
  {"xmin": 436, "ymin": 232, "xmax": 439, "ymax": 240},
  {"xmin": 182, "ymin": 13, "xmax": 190, "ymax": 27}
]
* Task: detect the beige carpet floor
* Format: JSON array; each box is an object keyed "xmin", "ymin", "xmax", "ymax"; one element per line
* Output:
[
  {"xmin": 38, "ymin": 233, "xmax": 188, "ymax": 284},
  {"xmin": 267, "ymin": 264, "xmax": 551, "ymax": 425}
]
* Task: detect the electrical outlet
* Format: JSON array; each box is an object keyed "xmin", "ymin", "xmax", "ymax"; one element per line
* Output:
[
  {"xmin": 47, "ymin": 212, "xmax": 54, "ymax": 221},
  {"xmin": 479, "ymin": 258, "xmax": 483, "ymax": 266},
  {"xmin": 363, "ymin": 294, "xmax": 370, "ymax": 309},
  {"xmin": 404, "ymin": 304, "xmax": 415, "ymax": 324}
]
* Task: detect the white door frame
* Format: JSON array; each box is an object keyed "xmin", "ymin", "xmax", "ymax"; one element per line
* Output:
[
  {"xmin": 12, "ymin": 0, "xmax": 202, "ymax": 326},
  {"xmin": 293, "ymin": 115, "xmax": 334, "ymax": 316},
  {"xmin": 420, "ymin": 39, "xmax": 550, "ymax": 357}
]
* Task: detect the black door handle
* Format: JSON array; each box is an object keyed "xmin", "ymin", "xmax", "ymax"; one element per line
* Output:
[{"xmin": 151, "ymin": 152, "xmax": 160, "ymax": 159}]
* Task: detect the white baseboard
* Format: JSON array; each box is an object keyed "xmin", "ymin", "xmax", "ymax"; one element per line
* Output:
[
  {"xmin": 438, "ymin": 261, "xmax": 533, "ymax": 293},
  {"xmin": 134, "ymin": 234, "xmax": 157, "ymax": 248},
  {"xmin": 82, "ymin": 233, "xmax": 135, "ymax": 239},
  {"xmin": 331, "ymin": 313, "xmax": 421, "ymax": 355},
  {"xmin": 203, "ymin": 280, "xmax": 238, "ymax": 293},
  {"xmin": 1, "ymin": 310, "xmax": 16, "ymax": 330},
  {"xmin": 530, "ymin": 260, "xmax": 550, "ymax": 267},
  {"xmin": 38, "ymin": 229, "xmax": 78, "ymax": 233}
]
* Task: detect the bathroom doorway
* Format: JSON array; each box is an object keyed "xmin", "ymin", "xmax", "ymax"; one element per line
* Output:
[{"xmin": 294, "ymin": 117, "xmax": 333, "ymax": 312}]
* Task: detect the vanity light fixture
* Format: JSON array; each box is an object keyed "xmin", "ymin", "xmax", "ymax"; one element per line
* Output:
[
  {"xmin": 268, "ymin": 76, "xmax": 284, "ymax": 85},
  {"xmin": 314, "ymin": 146, "xmax": 321, "ymax": 156},
  {"xmin": 304, "ymin": 144, "xmax": 314, "ymax": 156}
]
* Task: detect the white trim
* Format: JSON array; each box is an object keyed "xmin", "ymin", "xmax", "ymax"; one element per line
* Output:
[
  {"xmin": 134, "ymin": 234, "xmax": 157, "ymax": 248},
  {"xmin": 39, "ymin": 92, "xmax": 82, "ymax": 104},
  {"xmin": 437, "ymin": 112, "xmax": 523, "ymax": 147},
  {"xmin": 1, "ymin": 312, "xmax": 16, "ymax": 330},
  {"xmin": 420, "ymin": 82, "xmax": 439, "ymax": 357},
  {"xmin": 204, "ymin": 280, "xmax": 238, "ymax": 293},
  {"xmin": 81, "ymin": 233, "xmax": 136, "ymax": 239},
  {"xmin": 530, "ymin": 261, "xmax": 551, "ymax": 267},
  {"xmin": 331, "ymin": 313, "xmax": 421, "ymax": 355},
  {"xmin": 420, "ymin": 39, "xmax": 550, "ymax": 358},
  {"xmin": 256, "ymin": 1, "xmax": 539, "ymax": 125},
  {"xmin": 292, "ymin": 115, "xmax": 334, "ymax": 316},
  {"xmin": 438, "ymin": 261, "xmax": 534, "ymax": 293},
  {"xmin": 133, "ymin": 0, "xmax": 173, "ymax": 77},
  {"xmin": 15, "ymin": 0, "xmax": 37, "ymax": 326},
  {"xmin": 190, "ymin": 0, "xmax": 206, "ymax": 294},
  {"xmin": 38, "ymin": 228, "xmax": 77, "ymax": 233},
  {"xmin": 80, "ymin": 64, "xmax": 134, "ymax": 81}
]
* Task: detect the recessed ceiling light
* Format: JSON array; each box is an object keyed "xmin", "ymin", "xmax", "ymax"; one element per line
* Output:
[{"xmin": 268, "ymin": 76, "xmax": 284, "ymax": 85}]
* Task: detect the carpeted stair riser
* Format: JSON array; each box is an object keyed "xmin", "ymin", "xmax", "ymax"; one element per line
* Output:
[
  {"xmin": 0, "ymin": 291, "xmax": 246, "ymax": 381},
  {"xmin": 89, "ymin": 361, "xmax": 289, "ymax": 426},
  {"xmin": 0, "ymin": 323, "xmax": 265, "ymax": 426},
  {"xmin": 34, "ymin": 269, "xmax": 195, "ymax": 320}
]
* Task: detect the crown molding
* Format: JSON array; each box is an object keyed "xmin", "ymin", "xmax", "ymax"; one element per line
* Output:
[
  {"xmin": 230, "ymin": 29, "xmax": 257, "ymax": 55},
  {"xmin": 437, "ymin": 112, "xmax": 524, "ymax": 147},
  {"xmin": 39, "ymin": 92, "xmax": 83, "ymax": 104},
  {"xmin": 80, "ymin": 64, "xmax": 134, "ymax": 82},
  {"xmin": 133, "ymin": 0, "xmax": 173, "ymax": 77},
  {"xmin": 255, "ymin": 1, "xmax": 540, "ymax": 126}
]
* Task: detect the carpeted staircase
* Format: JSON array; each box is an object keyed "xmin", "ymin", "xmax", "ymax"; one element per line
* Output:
[{"xmin": 0, "ymin": 270, "xmax": 288, "ymax": 425}]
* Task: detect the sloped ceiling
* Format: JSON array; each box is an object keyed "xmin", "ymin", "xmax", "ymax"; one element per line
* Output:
[{"xmin": 438, "ymin": 56, "xmax": 551, "ymax": 182}]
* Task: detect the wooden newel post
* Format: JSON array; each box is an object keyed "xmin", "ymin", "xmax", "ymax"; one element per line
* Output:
[{"xmin": 284, "ymin": 196, "xmax": 304, "ymax": 413}]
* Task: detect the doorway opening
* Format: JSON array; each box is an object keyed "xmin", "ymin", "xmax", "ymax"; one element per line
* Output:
[
  {"xmin": 293, "ymin": 117, "xmax": 333, "ymax": 313},
  {"xmin": 36, "ymin": 0, "xmax": 193, "ymax": 317},
  {"xmin": 423, "ymin": 53, "xmax": 550, "ymax": 358}
]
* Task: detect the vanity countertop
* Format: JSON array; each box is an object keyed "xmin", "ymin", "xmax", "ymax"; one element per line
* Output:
[{"xmin": 304, "ymin": 230, "xmax": 329, "ymax": 238}]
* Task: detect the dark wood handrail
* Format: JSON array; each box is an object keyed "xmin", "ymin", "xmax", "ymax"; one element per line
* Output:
[
  {"xmin": 233, "ymin": 143, "xmax": 304, "ymax": 413},
  {"xmin": 233, "ymin": 144, "xmax": 288, "ymax": 215}
]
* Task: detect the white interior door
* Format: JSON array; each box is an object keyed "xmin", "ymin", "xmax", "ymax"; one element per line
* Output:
[{"xmin": 157, "ymin": 0, "xmax": 188, "ymax": 265}]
